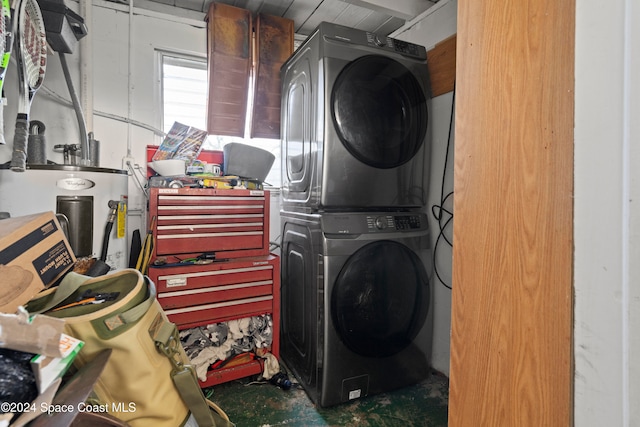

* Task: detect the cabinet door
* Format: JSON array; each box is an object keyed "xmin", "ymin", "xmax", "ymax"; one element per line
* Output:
[
  {"xmin": 250, "ymin": 14, "xmax": 294, "ymax": 139},
  {"xmin": 206, "ymin": 3, "xmax": 251, "ymax": 137}
]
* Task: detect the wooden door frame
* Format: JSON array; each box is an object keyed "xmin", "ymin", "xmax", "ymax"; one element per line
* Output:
[{"xmin": 449, "ymin": 0, "xmax": 575, "ymax": 425}]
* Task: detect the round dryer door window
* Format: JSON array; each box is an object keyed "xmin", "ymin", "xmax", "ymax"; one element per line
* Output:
[
  {"xmin": 331, "ymin": 240, "xmax": 430, "ymax": 358},
  {"xmin": 331, "ymin": 55, "xmax": 428, "ymax": 169}
]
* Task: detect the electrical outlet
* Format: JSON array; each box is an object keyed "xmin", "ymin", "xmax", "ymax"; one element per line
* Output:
[{"xmin": 122, "ymin": 155, "xmax": 135, "ymax": 171}]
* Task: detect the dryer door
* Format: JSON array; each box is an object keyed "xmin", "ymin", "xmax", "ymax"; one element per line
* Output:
[
  {"xmin": 331, "ymin": 55, "xmax": 428, "ymax": 169},
  {"xmin": 331, "ymin": 240, "xmax": 430, "ymax": 357}
]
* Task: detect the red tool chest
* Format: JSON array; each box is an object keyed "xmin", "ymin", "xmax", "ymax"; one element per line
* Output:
[
  {"xmin": 147, "ymin": 188, "xmax": 279, "ymax": 388},
  {"xmin": 148, "ymin": 187, "xmax": 270, "ymax": 261}
]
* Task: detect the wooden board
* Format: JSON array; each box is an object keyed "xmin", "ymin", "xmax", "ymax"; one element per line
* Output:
[
  {"xmin": 426, "ymin": 34, "xmax": 456, "ymax": 97},
  {"xmin": 449, "ymin": 0, "xmax": 574, "ymax": 425}
]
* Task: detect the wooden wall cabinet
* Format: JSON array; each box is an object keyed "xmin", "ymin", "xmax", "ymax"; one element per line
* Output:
[
  {"xmin": 251, "ymin": 14, "xmax": 294, "ymax": 139},
  {"xmin": 206, "ymin": 3, "xmax": 293, "ymax": 139},
  {"xmin": 206, "ymin": 3, "xmax": 252, "ymax": 137}
]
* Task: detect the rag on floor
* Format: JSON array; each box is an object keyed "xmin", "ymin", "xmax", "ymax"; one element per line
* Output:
[{"xmin": 179, "ymin": 314, "xmax": 273, "ymax": 381}]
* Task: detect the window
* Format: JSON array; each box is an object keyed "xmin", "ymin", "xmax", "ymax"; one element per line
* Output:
[{"xmin": 160, "ymin": 52, "xmax": 281, "ymax": 187}]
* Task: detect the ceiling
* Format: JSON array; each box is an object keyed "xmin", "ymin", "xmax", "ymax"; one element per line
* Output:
[{"xmin": 131, "ymin": 0, "xmax": 440, "ymax": 37}]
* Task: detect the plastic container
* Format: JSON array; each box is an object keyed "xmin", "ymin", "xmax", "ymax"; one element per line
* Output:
[
  {"xmin": 150, "ymin": 159, "xmax": 186, "ymax": 176},
  {"xmin": 223, "ymin": 143, "xmax": 275, "ymax": 182}
]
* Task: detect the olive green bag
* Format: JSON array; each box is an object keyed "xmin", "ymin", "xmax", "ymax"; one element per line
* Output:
[{"xmin": 26, "ymin": 268, "xmax": 233, "ymax": 427}]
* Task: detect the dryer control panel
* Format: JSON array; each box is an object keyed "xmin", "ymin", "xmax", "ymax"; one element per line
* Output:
[
  {"xmin": 365, "ymin": 33, "xmax": 424, "ymax": 58},
  {"xmin": 319, "ymin": 22, "xmax": 427, "ymax": 59},
  {"xmin": 367, "ymin": 214, "xmax": 424, "ymax": 232}
]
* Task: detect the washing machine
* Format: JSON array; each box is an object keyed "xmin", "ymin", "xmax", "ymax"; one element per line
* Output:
[
  {"xmin": 280, "ymin": 210, "xmax": 433, "ymax": 407},
  {"xmin": 280, "ymin": 22, "xmax": 431, "ymax": 211}
]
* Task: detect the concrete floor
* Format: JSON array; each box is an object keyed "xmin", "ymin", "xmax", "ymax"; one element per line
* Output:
[{"xmin": 205, "ymin": 366, "xmax": 449, "ymax": 427}]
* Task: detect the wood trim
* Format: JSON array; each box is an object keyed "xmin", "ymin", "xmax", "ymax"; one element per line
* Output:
[
  {"xmin": 426, "ymin": 34, "xmax": 456, "ymax": 97},
  {"xmin": 206, "ymin": 3, "xmax": 252, "ymax": 137},
  {"xmin": 449, "ymin": 0, "xmax": 574, "ymax": 425}
]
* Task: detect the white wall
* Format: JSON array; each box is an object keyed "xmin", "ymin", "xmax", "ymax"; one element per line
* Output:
[
  {"xmin": 392, "ymin": 0, "xmax": 457, "ymax": 376},
  {"xmin": 574, "ymin": 0, "xmax": 640, "ymax": 424},
  {"xmin": 90, "ymin": 1, "xmax": 208, "ymax": 235}
]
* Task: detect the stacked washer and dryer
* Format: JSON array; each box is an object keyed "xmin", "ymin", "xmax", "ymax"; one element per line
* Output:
[{"xmin": 279, "ymin": 22, "xmax": 434, "ymax": 407}]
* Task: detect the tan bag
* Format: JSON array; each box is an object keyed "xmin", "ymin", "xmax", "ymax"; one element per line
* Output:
[{"xmin": 26, "ymin": 269, "xmax": 233, "ymax": 427}]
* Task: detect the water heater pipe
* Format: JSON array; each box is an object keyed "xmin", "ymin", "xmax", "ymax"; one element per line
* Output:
[
  {"xmin": 125, "ymin": 0, "xmax": 135, "ymax": 159},
  {"xmin": 79, "ymin": 0, "xmax": 93, "ymax": 133}
]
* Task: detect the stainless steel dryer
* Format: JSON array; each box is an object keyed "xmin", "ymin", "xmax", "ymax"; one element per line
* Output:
[
  {"xmin": 280, "ymin": 22, "xmax": 431, "ymax": 211},
  {"xmin": 280, "ymin": 210, "xmax": 433, "ymax": 407}
]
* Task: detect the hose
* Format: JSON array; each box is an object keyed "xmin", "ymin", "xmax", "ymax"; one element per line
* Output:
[{"xmin": 100, "ymin": 200, "xmax": 118, "ymax": 262}]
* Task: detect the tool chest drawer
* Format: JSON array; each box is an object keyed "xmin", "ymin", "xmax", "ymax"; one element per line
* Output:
[
  {"xmin": 148, "ymin": 187, "xmax": 270, "ymax": 261},
  {"xmin": 148, "ymin": 255, "xmax": 280, "ymax": 329},
  {"xmin": 148, "ymin": 254, "xmax": 280, "ymax": 387},
  {"xmin": 150, "ymin": 263, "xmax": 274, "ymax": 310}
]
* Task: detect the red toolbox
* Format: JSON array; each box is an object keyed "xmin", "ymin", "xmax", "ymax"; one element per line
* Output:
[
  {"xmin": 148, "ymin": 187, "xmax": 270, "ymax": 262},
  {"xmin": 148, "ymin": 254, "xmax": 280, "ymax": 387}
]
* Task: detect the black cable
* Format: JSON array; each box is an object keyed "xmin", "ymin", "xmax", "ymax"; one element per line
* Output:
[
  {"xmin": 431, "ymin": 191, "xmax": 453, "ymax": 247},
  {"xmin": 430, "ymin": 82, "xmax": 456, "ymax": 290},
  {"xmin": 432, "ymin": 214, "xmax": 453, "ymax": 290}
]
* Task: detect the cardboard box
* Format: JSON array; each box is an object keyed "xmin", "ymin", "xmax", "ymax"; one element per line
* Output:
[
  {"xmin": 31, "ymin": 333, "xmax": 84, "ymax": 393},
  {"xmin": 0, "ymin": 309, "xmax": 66, "ymax": 356},
  {"xmin": 0, "ymin": 212, "xmax": 76, "ymax": 313}
]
